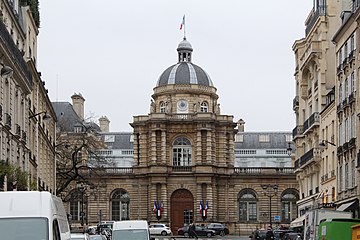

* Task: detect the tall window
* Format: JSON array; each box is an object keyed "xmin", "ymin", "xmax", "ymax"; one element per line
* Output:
[
  {"xmin": 173, "ymin": 137, "xmax": 192, "ymax": 166},
  {"xmin": 160, "ymin": 101, "xmax": 166, "ymax": 113},
  {"xmin": 238, "ymin": 189, "xmax": 257, "ymax": 221},
  {"xmin": 69, "ymin": 191, "xmax": 86, "ymax": 222},
  {"xmin": 111, "ymin": 189, "xmax": 130, "ymax": 221},
  {"xmin": 200, "ymin": 102, "xmax": 208, "ymax": 112},
  {"xmin": 281, "ymin": 189, "xmax": 299, "ymax": 222}
]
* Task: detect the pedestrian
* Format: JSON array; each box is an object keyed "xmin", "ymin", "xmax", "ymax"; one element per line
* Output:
[{"xmin": 189, "ymin": 222, "xmax": 198, "ymax": 239}]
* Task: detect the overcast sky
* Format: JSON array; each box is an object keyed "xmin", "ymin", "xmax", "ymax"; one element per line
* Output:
[{"xmin": 37, "ymin": 0, "xmax": 313, "ymax": 132}]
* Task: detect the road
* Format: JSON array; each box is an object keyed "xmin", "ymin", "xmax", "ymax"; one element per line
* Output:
[{"xmin": 152, "ymin": 236, "xmax": 250, "ymax": 240}]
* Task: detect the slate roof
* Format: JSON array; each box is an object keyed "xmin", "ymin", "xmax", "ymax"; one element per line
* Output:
[
  {"xmin": 52, "ymin": 102, "xmax": 101, "ymax": 133},
  {"xmin": 235, "ymin": 132, "xmax": 292, "ymax": 149},
  {"xmin": 99, "ymin": 132, "xmax": 134, "ymax": 149}
]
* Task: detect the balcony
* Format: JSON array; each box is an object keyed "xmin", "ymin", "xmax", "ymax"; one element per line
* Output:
[
  {"xmin": 294, "ymin": 148, "xmax": 321, "ymax": 170},
  {"xmin": 349, "ymin": 93, "xmax": 355, "ymax": 104},
  {"xmin": 4, "ymin": 113, "xmax": 11, "ymax": 129},
  {"xmin": 234, "ymin": 167, "xmax": 294, "ymax": 175},
  {"xmin": 305, "ymin": 5, "xmax": 326, "ymax": 36},
  {"xmin": 172, "ymin": 166, "xmax": 192, "ymax": 172},
  {"xmin": 14, "ymin": 124, "xmax": 21, "ymax": 138},
  {"xmin": 303, "ymin": 112, "xmax": 319, "ymax": 133},
  {"xmin": 292, "ymin": 125, "xmax": 304, "ymax": 139},
  {"xmin": 293, "ymin": 96, "xmax": 299, "ymax": 110},
  {"xmin": 349, "ymin": 137, "xmax": 356, "ymax": 148},
  {"xmin": 0, "ymin": 20, "xmax": 32, "ymax": 86},
  {"xmin": 337, "ymin": 102, "xmax": 343, "ymax": 113},
  {"xmin": 21, "ymin": 130, "xmax": 27, "ymax": 143}
]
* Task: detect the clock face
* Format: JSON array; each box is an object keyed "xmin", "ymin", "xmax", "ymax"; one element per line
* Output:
[{"xmin": 177, "ymin": 100, "xmax": 188, "ymax": 111}]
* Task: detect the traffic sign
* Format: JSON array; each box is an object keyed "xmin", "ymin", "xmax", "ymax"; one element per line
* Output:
[{"xmin": 274, "ymin": 215, "xmax": 280, "ymax": 221}]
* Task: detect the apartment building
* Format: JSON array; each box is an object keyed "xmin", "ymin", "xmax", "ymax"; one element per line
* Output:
[
  {"xmin": 0, "ymin": 0, "xmax": 56, "ymax": 193},
  {"xmin": 292, "ymin": 0, "xmax": 344, "ymax": 215},
  {"xmin": 332, "ymin": 2, "xmax": 359, "ymax": 217}
]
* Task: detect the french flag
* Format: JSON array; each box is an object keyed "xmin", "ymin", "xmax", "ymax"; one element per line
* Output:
[{"xmin": 180, "ymin": 15, "xmax": 185, "ymax": 30}]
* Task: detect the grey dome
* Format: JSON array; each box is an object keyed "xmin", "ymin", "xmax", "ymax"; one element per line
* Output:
[
  {"xmin": 157, "ymin": 62, "xmax": 213, "ymax": 87},
  {"xmin": 156, "ymin": 38, "xmax": 214, "ymax": 87},
  {"xmin": 177, "ymin": 39, "xmax": 193, "ymax": 51}
]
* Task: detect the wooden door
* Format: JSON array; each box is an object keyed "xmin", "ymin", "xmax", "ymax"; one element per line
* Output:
[{"xmin": 170, "ymin": 189, "xmax": 194, "ymax": 233}]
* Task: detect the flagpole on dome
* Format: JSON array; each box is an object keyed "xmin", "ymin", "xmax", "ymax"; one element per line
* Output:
[{"xmin": 180, "ymin": 14, "xmax": 186, "ymax": 40}]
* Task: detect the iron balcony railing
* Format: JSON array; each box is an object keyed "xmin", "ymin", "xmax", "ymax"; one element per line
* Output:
[
  {"xmin": 305, "ymin": 4, "xmax": 326, "ymax": 36},
  {"xmin": 293, "ymin": 96, "xmax": 299, "ymax": 110},
  {"xmin": 303, "ymin": 112, "xmax": 319, "ymax": 133},
  {"xmin": 294, "ymin": 148, "xmax": 321, "ymax": 170},
  {"xmin": 0, "ymin": 20, "xmax": 32, "ymax": 86},
  {"xmin": 292, "ymin": 125, "xmax": 304, "ymax": 138},
  {"xmin": 234, "ymin": 167, "xmax": 294, "ymax": 175}
]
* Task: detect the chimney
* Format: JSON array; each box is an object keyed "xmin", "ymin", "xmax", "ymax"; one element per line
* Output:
[
  {"xmin": 99, "ymin": 116, "xmax": 110, "ymax": 132},
  {"xmin": 71, "ymin": 93, "xmax": 85, "ymax": 120},
  {"xmin": 237, "ymin": 119, "xmax": 245, "ymax": 132}
]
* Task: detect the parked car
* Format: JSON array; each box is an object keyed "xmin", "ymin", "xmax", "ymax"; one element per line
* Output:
[
  {"xmin": 206, "ymin": 223, "xmax": 229, "ymax": 236},
  {"xmin": 89, "ymin": 235, "xmax": 107, "ymax": 240},
  {"xmin": 273, "ymin": 229, "xmax": 293, "ymax": 240},
  {"xmin": 71, "ymin": 233, "xmax": 90, "ymax": 240},
  {"xmin": 249, "ymin": 229, "xmax": 274, "ymax": 240},
  {"xmin": 178, "ymin": 225, "xmax": 216, "ymax": 237},
  {"xmin": 149, "ymin": 223, "xmax": 172, "ymax": 236},
  {"xmin": 283, "ymin": 232, "xmax": 302, "ymax": 240}
]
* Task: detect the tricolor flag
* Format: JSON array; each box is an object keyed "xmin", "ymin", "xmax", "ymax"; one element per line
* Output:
[
  {"xmin": 205, "ymin": 201, "xmax": 209, "ymax": 210},
  {"xmin": 180, "ymin": 15, "xmax": 185, "ymax": 30},
  {"xmin": 153, "ymin": 201, "xmax": 157, "ymax": 213}
]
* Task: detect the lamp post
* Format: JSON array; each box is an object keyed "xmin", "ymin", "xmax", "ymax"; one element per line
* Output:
[
  {"xmin": 29, "ymin": 111, "xmax": 52, "ymax": 121},
  {"xmin": 77, "ymin": 181, "xmax": 87, "ymax": 226},
  {"xmin": 261, "ymin": 184, "xmax": 278, "ymax": 228}
]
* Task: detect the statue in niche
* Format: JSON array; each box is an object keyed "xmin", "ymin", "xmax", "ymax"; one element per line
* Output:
[
  {"xmin": 194, "ymin": 99, "xmax": 200, "ymax": 113},
  {"xmin": 214, "ymin": 103, "xmax": 220, "ymax": 114},
  {"xmin": 150, "ymin": 99, "xmax": 155, "ymax": 113},
  {"xmin": 165, "ymin": 96, "xmax": 172, "ymax": 113}
]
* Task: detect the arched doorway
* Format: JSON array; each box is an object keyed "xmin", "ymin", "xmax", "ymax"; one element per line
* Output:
[{"xmin": 170, "ymin": 189, "xmax": 194, "ymax": 233}]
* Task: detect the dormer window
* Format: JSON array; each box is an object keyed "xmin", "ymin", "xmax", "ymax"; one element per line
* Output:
[
  {"xmin": 74, "ymin": 126, "xmax": 82, "ymax": 133},
  {"xmin": 200, "ymin": 102, "xmax": 208, "ymax": 112}
]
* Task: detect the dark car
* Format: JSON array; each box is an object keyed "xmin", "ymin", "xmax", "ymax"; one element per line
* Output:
[
  {"xmin": 249, "ymin": 229, "xmax": 274, "ymax": 240},
  {"xmin": 273, "ymin": 230, "xmax": 293, "ymax": 240},
  {"xmin": 177, "ymin": 225, "xmax": 216, "ymax": 237},
  {"xmin": 206, "ymin": 223, "xmax": 229, "ymax": 236},
  {"xmin": 283, "ymin": 232, "xmax": 302, "ymax": 240}
]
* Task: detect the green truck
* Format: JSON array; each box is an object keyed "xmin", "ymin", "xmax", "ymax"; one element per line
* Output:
[{"xmin": 318, "ymin": 218, "xmax": 360, "ymax": 239}]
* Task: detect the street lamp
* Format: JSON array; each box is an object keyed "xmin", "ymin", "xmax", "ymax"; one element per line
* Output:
[
  {"xmin": 29, "ymin": 111, "xmax": 52, "ymax": 121},
  {"xmin": 261, "ymin": 184, "xmax": 278, "ymax": 228},
  {"xmin": 319, "ymin": 140, "xmax": 336, "ymax": 148},
  {"xmin": 76, "ymin": 181, "xmax": 88, "ymax": 226}
]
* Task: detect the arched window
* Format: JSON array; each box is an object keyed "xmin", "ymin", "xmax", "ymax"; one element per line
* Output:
[
  {"xmin": 173, "ymin": 137, "xmax": 192, "ymax": 166},
  {"xmin": 160, "ymin": 101, "xmax": 166, "ymax": 113},
  {"xmin": 238, "ymin": 189, "xmax": 258, "ymax": 221},
  {"xmin": 281, "ymin": 189, "xmax": 299, "ymax": 222},
  {"xmin": 69, "ymin": 190, "xmax": 87, "ymax": 223},
  {"xmin": 110, "ymin": 189, "xmax": 130, "ymax": 221},
  {"xmin": 200, "ymin": 101, "xmax": 208, "ymax": 112}
]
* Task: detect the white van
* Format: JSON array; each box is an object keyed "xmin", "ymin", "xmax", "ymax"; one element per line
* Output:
[
  {"xmin": 112, "ymin": 220, "xmax": 154, "ymax": 240},
  {"xmin": 0, "ymin": 191, "xmax": 71, "ymax": 240}
]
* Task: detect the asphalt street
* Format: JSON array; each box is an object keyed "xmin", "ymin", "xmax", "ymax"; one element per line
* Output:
[{"xmin": 152, "ymin": 236, "xmax": 250, "ymax": 240}]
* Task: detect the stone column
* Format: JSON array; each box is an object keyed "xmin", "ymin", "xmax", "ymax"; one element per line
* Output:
[
  {"xmin": 150, "ymin": 131, "xmax": 156, "ymax": 164},
  {"xmin": 206, "ymin": 131, "xmax": 212, "ymax": 164},
  {"xmin": 161, "ymin": 183, "xmax": 168, "ymax": 221},
  {"xmin": 196, "ymin": 130, "xmax": 202, "ymax": 164},
  {"xmin": 161, "ymin": 130, "xmax": 166, "ymax": 165}
]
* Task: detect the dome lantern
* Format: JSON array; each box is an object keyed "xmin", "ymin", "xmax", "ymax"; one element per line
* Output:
[
  {"xmin": 177, "ymin": 37, "xmax": 193, "ymax": 63},
  {"xmin": 156, "ymin": 38, "xmax": 214, "ymax": 87}
]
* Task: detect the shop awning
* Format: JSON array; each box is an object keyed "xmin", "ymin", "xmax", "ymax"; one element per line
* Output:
[
  {"xmin": 290, "ymin": 214, "xmax": 306, "ymax": 228},
  {"xmin": 337, "ymin": 200, "xmax": 356, "ymax": 211}
]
